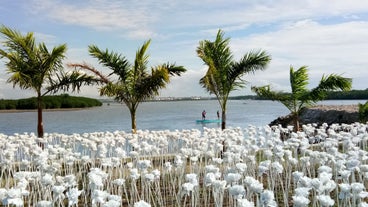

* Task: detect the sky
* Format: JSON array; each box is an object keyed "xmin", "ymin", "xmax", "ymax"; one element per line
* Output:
[{"xmin": 0, "ymin": 0, "xmax": 368, "ymax": 99}]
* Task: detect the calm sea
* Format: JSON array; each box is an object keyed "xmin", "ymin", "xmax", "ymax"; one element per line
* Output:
[{"xmin": 0, "ymin": 99, "xmax": 365, "ymax": 135}]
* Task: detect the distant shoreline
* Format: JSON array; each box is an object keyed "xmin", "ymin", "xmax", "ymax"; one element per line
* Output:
[{"xmin": 0, "ymin": 107, "xmax": 92, "ymax": 113}]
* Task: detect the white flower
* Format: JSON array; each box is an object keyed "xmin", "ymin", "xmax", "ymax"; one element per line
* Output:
[
  {"xmin": 244, "ymin": 176, "xmax": 263, "ymax": 193},
  {"xmin": 174, "ymin": 156, "xmax": 184, "ymax": 167},
  {"xmin": 152, "ymin": 169, "xmax": 160, "ymax": 180},
  {"xmin": 108, "ymin": 194, "xmax": 122, "ymax": 203},
  {"xmin": 64, "ymin": 174, "xmax": 77, "ymax": 187},
  {"xmin": 292, "ymin": 195, "xmax": 310, "ymax": 207},
  {"xmin": 359, "ymin": 202, "xmax": 368, "ymax": 207},
  {"xmin": 260, "ymin": 190, "xmax": 277, "ymax": 207},
  {"xmin": 144, "ymin": 173, "xmax": 155, "ymax": 182},
  {"xmin": 52, "ymin": 185, "xmax": 65, "ymax": 200},
  {"xmin": 88, "ymin": 168, "xmax": 108, "ymax": 190},
  {"xmin": 322, "ymin": 180, "xmax": 336, "ymax": 194},
  {"xmin": 212, "ymin": 180, "xmax": 227, "ymax": 191},
  {"xmin": 236, "ymin": 198, "xmax": 254, "ymax": 207},
  {"xmin": 258, "ymin": 160, "xmax": 270, "ymax": 175},
  {"xmin": 294, "ymin": 187, "xmax": 311, "ymax": 197},
  {"xmin": 130, "ymin": 168, "xmax": 140, "ymax": 180},
  {"xmin": 204, "ymin": 173, "xmax": 216, "ymax": 186},
  {"xmin": 205, "ymin": 165, "xmax": 220, "ymax": 174},
  {"xmin": 88, "ymin": 172, "xmax": 104, "ymax": 189},
  {"xmin": 292, "ymin": 171, "xmax": 304, "ymax": 184},
  {"xmin": 182, "ymin": 182, "xmax": 195, "ymax": 195},
  {"xmin": 134, "ymin": 200, "xmax": 151, "ymax": 207},
  {"xmin": 129, "ymin": 151, "xmax": 139, "ymax": 157},
  {"xmin": 212, "ymin": 158, "xmax": 223, "ymax": 165},
  {"xmin": 37, "ymin": 200, "xmax": 52, "ymax": 207},
  {"xmin": 186, "ymin": 173, "xmax": 198, "ymax": 186},
  {"xmin": 338, "ymin": 170, "xmax": 351, "ymax": 180},
  {"xmin": 229, "ymin": 185, "xmax": 245, "ymax": 199},
  {"xmin": 317, "ymin": 195, "xmax": 335, "ymax": 206},
  {"xmin": 164, "ymin": 162, "xmax": 172, "ymax": 171},
  {"xmin": 310, "ymin": 178, "xmax": 322, "ymax": 193},
  {"xmin": 225, "ymin": 173, "xmax": 242, "ymax": 184},
  {"xmin": 360, "ymin": 191, "xmax": 368, "ymax": 199},
  {"xmin": 339, "ymin": 183, "xmax": 351, "ymax": 199},
  {"xmin": 190, "ymin": 156, "xmax": 198, "ymax": 162},
  {"xmin": 318, "ymin": 166, "xmax": 332, "ymax": 174},
  {"xmin": 271, "ymin": 161, "xmax": 283, "ymax": 174},
  {"xmin": 258, "ymin": 165, "xmax": 268, "ymax": 176},
  {"xmin": 3, "ymin": 197, "xmax": 24, "ymax": 206},
  {"xmin": 0, "ymin": 188, "xmax": 7, "ymax": 201},
  {"xmin": 137, "ymin": 160, "xmax": 151, "ymax": 171},
  {"xmin": 6, "ymin": 188, "xmax": 21, "ymax": 199},
  {"xmin": 103, "ymin": 199, "xmax": 121, "ymax": 207},
  {"xmin": 92, "ymin": 189, "xmax": 109, "ymax": 205},
  {"xmin": 346, "ymin": 158, "xmax": 360, "ymax": 171},
  {"xmin": 41, "ymin": 173, "xmax": 54, "ymax": 186},
  {"xmin": 236, "ymin": 163, "xmax": 247, "ymax": 173},
  {"xmin": 112, "ymin": 178, "xmax": 125, "ymax": 186},
  {"xmin": 351, "ymin": 182, "xmax": 365, "ymax": 194},
  {"xmin": 66, "ymin": 188, "xmax": 83, "ymax": 207}
]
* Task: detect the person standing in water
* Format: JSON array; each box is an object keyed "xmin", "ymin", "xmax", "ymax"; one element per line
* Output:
[
  {"xmin": 217, "ymin": 110, "xmax": 220, "ymax": 119},
  {"xmin": 202, "ymin": 110, "xmax": 206, "ymax": 120}
]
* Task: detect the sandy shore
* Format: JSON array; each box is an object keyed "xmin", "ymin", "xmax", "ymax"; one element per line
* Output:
[{"xmin": 310, "ymin": 104, "xmax": 359, "ymax": 112}]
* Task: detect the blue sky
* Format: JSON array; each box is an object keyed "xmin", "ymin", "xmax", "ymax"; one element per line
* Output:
[{"xmin": 1, "ymin": 0, "xmax": 368, "ymax": 99}]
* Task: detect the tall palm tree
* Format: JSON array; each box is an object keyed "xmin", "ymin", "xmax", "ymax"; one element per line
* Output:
[
  {"xmin": 69, "ymin": 40, "xmax": 186, "ymax": 133},
  {"xmin": 0, "ymin": 25, "xmax": 101, "ymax": 138},
  {"xmin": 197, "ymin": 29, "xmax": 271, "ymax": 129},
  {"xmin": 252, "ymin": 65, "xmax": 352, "ymax": 131}
]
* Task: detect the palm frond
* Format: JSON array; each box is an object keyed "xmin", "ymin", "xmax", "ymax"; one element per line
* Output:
[
  {"xmin": 197, "ymin": 30, "xmax": 233, "ymax": 96},
  {"xmin": 135, "ymin": 66, "xmax": 169, "ymax": 101},
  {"xmin": 134, "ymin": 40, "xmax": 150, "ymax": 76},
  {"xmin": 67, "ymin": 63, "xmax": 110, "ymax": 84},
  {"xmin": 309, "ymin": 74, "xmax": 352, "ymax": 101},
  {"xmin": 290, "ymin": 66, "xmax": 309, "ymax": 96},
  {"xmin": 251, "ymin": 85, "xmax": 284, "ymax": 101},
  {"xmin": 88, "ymin": 45, "xmax": 130, "ymax": 80},
  {"xmin": 100, "ymin": 82, "xmax": 121, "ymax": 97},
  {"xmin": 229, "ymin": 50, "xmax": 271, "ymax": 89},
  {"xmin": 161, "ymin": 62, "xmax": 187, "ymax": 76},
  {"xmin": 199, "ymin": 65, "xmax": 222, "ymax": 97},
  {"xmin": 45, "ymin": 70, "xmax": 103, "ymax": 95},
  {"xmin": 39, "ymin": 43, "xmax": 67, "ymax": 77}
]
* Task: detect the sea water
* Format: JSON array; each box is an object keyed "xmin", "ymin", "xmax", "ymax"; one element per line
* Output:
[{"xmin": 0, "ymin": 99, "xmax": 364, "ymax": 135}]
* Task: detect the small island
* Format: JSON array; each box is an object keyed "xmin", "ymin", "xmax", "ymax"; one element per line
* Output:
[{"xmin": 0, "ymin": 94, "xmax": 102, "ymax": 111}]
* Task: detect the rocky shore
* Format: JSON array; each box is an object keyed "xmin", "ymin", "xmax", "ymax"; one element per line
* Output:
[{"xmin": 270, "ymin": 104, "xmax": 360, "ymax": 127}]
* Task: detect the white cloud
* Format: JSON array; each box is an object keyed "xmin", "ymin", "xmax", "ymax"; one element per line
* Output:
[
  {"xmin": 230, "ymin": 19, "xmax": 368, "ymax": 91},
  {"xmin": 2, "ymin": 0, "xmax": 368, "ymax": 98}
]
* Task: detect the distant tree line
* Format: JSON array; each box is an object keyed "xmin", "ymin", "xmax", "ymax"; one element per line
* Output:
[
  {"xmin": 0, "ymin": 94, "xmax": 102, "ymax": 110},
  {"xmin": 325, "ymin": 89, "xmax": 368, "ymax": 100},
  {"xmin": 252, "ymin": 89, "xmax": 368, "ymax": 100}
]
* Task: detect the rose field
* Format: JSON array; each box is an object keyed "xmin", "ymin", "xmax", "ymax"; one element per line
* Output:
[{"xmin": 0, "ymin": 123, "xmax": 368, "ymax": 206}]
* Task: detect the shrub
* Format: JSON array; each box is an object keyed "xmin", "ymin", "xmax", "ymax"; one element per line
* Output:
[
  {"xmin": 16, "ymin": 98, "xmax": 37, "ymax": 109},
  {"xmin": 358, "ymin": 101, "xmax": 368, "ymax": 122}
]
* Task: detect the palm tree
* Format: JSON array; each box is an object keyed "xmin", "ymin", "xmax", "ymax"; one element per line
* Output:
[
  {"xmin": 197, "ymin": 29, "xmax": 271, "ymax": 129},
  {"xmin": 69, "ymin": 40, "xmax": 186, "ymax": 133},
  {"xmin": 0, "ymin": 26, "xmax": 101, "ymax": 138},
  {"xmin": 252, "ymin": 65, "xmax": 352, "ymax": 131}
]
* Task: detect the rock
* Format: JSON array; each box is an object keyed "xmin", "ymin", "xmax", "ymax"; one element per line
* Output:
[{"xmin": 270, "ymin": 105, "xmax": 360, "ymax": 127}]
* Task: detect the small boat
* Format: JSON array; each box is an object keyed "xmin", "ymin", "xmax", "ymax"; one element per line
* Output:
[{"xmin": 196, "ymin": 119, "xmax": 221, "ymax": 123}]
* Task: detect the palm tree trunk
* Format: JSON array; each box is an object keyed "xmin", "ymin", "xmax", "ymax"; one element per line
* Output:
[
  {"xmin": 293, "ymin": 113, "xmax": 300, "ymax": 132},
  {"xmin": 221, "ymin": 110, "xmax": 226, "ymax": 130},
  {"xmin": 130, "ymin": 109, "xmax": 137, "ymax": 134},
  {"xmin": 221, "ymin": 109, "xmax": 226, "ymax": 157},
  {"xmin": 37, "ymin": 94, "xmax": 44, "ymax": 138}
]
